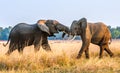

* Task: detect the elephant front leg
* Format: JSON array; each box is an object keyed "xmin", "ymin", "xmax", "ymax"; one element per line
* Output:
[
  {"xmin": 41, "ymin": 34, "xmax": 51, "ymax": 51},
  {"xmin": 99, "ymin": 46, "xmax": 104, "ymax": 58},
  {"xmin": 77, "ymin": 47, "xmax": 87, "ymax": 59},
  {"xmin": 34, "ymin": 36, "xmax": 43, "ymax": 53},
  {"xmin": 42, "ymin": 44, "xmax": 51, "ymax": 51},
  {"xmin": 77, "ymin": 40, "xmax": 90, "ymax": 59},
  {"xmin": 34, "ymin": 40, "xmax": 41, "ymax": 53},
  {"xmin": 34, "ymin": 44, "xmax": 40, "ymax": 53},
  {"xmin": 85, "ymin": 48, "xmax": 89, "ymax": 59}
]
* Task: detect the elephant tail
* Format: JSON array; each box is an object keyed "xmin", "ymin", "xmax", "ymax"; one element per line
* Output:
[{"xmin": 3, "ymin": 35, "xmax": 10, "ymax": 47}]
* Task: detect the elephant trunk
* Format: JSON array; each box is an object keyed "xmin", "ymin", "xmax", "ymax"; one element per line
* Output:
[
  {"xmin": 67, "ymin": 34, "xmax": 76, "ymax": 40},
  {"xmin": 56, "ymin": 24, "xmax": 70, "ymax": 38},
  {"xmin": 67, "ymin": 29, "xmax": 77, "ymax": 40}
]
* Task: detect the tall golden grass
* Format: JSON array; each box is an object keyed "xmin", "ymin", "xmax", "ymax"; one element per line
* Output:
[{"xmin": 0, "ymin": 40, "xmax": 120, "ymax": 73}]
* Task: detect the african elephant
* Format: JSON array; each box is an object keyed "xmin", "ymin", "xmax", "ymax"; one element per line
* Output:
[
  {"xmin": 3, "ymin": 20, "xmax": 69, "ymax": 55},
  {"xmin": 70, "ymin": 17, "xmax": 114, "ymax": 59}
]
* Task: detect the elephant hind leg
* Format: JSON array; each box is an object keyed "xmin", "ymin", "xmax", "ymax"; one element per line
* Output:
[
  {"xmin": 99, "ymin": 44, "xmax": 113, "ymax": 58},
  {"xmin": 5, "ymin": 42, "xmax": 17, "ymax": 55},
  {"xmin": 18, "ymin": 44, "xmax": 24, "ymax": 54},
  {"xmin": 104, "ymin": 44, "xmax": 114, "ymax": 57},
  {"xmin": 99, "ymin": 46, "xmax": 104, "ymax": 58}
]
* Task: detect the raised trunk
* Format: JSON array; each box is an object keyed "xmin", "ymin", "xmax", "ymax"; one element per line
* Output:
[{"xmin": 56, "ymin": 24, "xmax": 69, "ymax": 38}]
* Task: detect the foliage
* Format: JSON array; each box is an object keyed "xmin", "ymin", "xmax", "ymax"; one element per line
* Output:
[
  {"xmin": 109, "ymin": 26, "xmax": 120, "ymax": 39},
  {"xmin": 0, "ymin": 26, "xmax": 12, "ymax": 40}
]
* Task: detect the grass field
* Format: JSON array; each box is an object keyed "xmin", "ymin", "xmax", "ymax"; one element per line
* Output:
[{"xmin": 0, "ymin": 40, "xmax": 120, "ymax": 73}]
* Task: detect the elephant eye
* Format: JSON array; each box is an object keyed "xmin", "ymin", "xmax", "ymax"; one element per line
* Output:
[{"xmin": 75, "ymin": 27, "xmax": 77, "ymax": 30}]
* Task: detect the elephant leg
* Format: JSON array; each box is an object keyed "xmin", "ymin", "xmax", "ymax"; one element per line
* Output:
[
  {"xmin": 42, "ymin": 44, "xmax": 51, "ymax": 51},
  {"xmin": 33, "ymin": 37, "xmax": 41, "ymax": 53},
  {"xmin": 18, "ymin": 44, "xmax": 24, "ymax": 54},
  {"xmin": 99, "ymin": 46, "xmax": 104, "ymax": 58},
  {"xmin": 77, "ymin": 43, "xmax": 90, "ymax": 59},
  {"xmin": 5, "ymin": 42, "xmax": 16, "ymax": 55},
  {"xmin": 41, "ymin": 34, "xmax": 51, "ymax": 51},
  {"xmin": 104, "ymin": 44, "xmax": 114, "ymax": 57},
  {"xmin": 77, "ymin": 39, "xmax": 90, "ymax": 59},
  {"xmin": 34, "ymin": 44, "xmax": 40, "ymax": 53},
  {"xmin": 77, "ymin": 47, "xmax": 88, "ymax": 59},
  {"xmin": 18, "ymin": 48, "xmax": 24, "ymax": 54},
  {"xmin": 34, "ymin": 41, "xmax": 41, "ymax": 52},
  {"xmin": 85, "ymin": 48, "xmax": 89, "ymax": 59}
]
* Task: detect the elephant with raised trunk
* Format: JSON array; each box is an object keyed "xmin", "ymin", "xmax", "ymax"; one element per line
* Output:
[
  {"xmin": 70, "ymin": 17, "xmax": 113, "ymax": 59},
  {"xmin": 3, "ymin": 19, "xmax": 69, "ymax": 55}
]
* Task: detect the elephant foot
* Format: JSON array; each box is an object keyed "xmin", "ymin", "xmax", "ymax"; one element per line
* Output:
[
  {"xmin": 76, "ymin": 54, "xmax": 82, "ymax": 59},
  {"xmin": 18, "ymin": 49, "xmax": 23, "ymax": 55},
  {"xmin": 5, "ymin": 50, "xmax": 13, "ymax": 56},
  {"xmin": 5, "ymin": 52, "xmax": 11, "ymax": 56},
  {"xmin": 99, "ymin": 56, "xmax": 103, "ymax": 59},
  {"xmin": 34, "ymin": 48, "xmax": 40, "ymax": 53},
  {"xmin": 44, "ymin": 48, "xmax": 51, "ymax": 52},
  {"xmin": 110, "ymin": 53, "xmax": 114, "ymax": 58},
  {"xmin": 34, "ymin": 50, "xmax": 39, "ymax": 53},
  {"xmin": 19, "ymin": 51, "xmax": 23, "ymax": 55},
  {"xmin": 42, "ymin": 44, "xmax": 51, "ymax": 51},
  {"xmin": 86, "ymin": 56, "xmax": 90, "ymax": 59}
]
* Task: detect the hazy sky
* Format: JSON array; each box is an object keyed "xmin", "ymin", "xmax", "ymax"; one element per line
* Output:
[{"xmin": 0, "ymin": 0, "xmax": 120, "ymax": 28}]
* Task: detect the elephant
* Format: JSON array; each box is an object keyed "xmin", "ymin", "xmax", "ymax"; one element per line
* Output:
[
  {"xmin": 70, "ymin": 17, "xmax": 114, "ymax": 59},
  {"xmin": 3, "ymin": 19, "xmax": 69, "ymax": 55}
]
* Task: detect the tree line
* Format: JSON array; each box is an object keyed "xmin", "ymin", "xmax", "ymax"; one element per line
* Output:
[
  {"xmin": 108, "ymin": 26, "xmax": 120, "ymax": 39},
  {"xmin": 0, "ymin": 26, "xmax": 12, "ymax": 40},
  {"xmin": 0, "ymin": 26, "xmax": 120, "ymax": 40}
]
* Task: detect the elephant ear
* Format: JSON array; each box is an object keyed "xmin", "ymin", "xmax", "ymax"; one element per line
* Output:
[
  {"xmin": 37, "ymin": 20, "xmax": 50, "ymax": 35},
  {"xmin": 78, "ymin": 18, "xmax": 87, "ymax": 29}
]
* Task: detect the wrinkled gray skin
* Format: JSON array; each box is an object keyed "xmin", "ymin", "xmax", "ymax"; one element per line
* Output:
[
  {"xmin": 70, "ymin": 18, "xmax": 114, "ymax": 59},
  {"xmin": 3, "ymin": 20, "xmax": 69, "ymax": 55}
]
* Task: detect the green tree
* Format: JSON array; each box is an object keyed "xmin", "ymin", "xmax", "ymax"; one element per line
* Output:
[
  {"xmin": 0, "ymin": 26, "xmax": 12, "ymax": 40},
  {"xmin": 0, "ymin": 27, "xmax": 3, "ymax": 39},
  {"xmin": 116, "ymin": 26, "xmax": 120, "ymax": 31},
  {"xmin": 111, "ymin": 29, "xmax": 120, "ymax": 39}
]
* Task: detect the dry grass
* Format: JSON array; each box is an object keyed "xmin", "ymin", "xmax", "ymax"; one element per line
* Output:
[{"xmin": 0, "ymin": 40, "xmax": 120, "ymax": 73}]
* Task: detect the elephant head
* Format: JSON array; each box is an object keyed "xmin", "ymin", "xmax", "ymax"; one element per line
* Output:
[
  {"xmin": 69, "ymin": 18, "xmax": 87, "ymax": 39},
  {"xmin": 37, "ymin": 19, "xmax": 69, "ymax": 37},
  {"xmin": 69, "ymin": 18, "xmax": 87, "ymax": 40}
]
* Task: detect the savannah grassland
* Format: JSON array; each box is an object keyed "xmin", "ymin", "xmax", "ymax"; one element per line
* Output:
[{"xmin": 0, "ymin": 40, "xmax": 120, "ymax": 73}]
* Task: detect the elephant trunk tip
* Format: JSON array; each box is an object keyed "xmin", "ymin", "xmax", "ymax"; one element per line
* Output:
[{"xmin": 3, "ymin": 43, "xmax": 7, "ymax": 47}]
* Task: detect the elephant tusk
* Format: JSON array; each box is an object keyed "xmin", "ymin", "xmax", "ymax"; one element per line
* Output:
[
  {"xmin": 67, "ymin": 35, "xmax": 76, "ymax": 40},
  {"xmin": 67, "ymin": 33, "xmax": 77, "ymax": 40},
  {"xmin": 70, "ymin": 35, "xmax": 76, "ymax": 40},
  {"xmin": 67, "ymin": 35, "xmax": 73, "ymax": 40}
]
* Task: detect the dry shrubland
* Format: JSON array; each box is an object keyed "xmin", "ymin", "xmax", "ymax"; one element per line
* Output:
[{"xmin": 0, "ymin": 40, "xmax": 120, "ymax": 73}]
